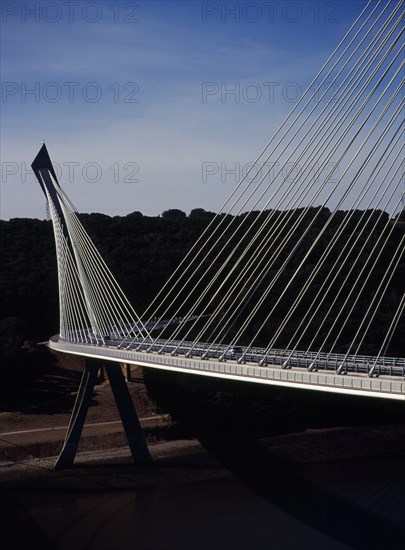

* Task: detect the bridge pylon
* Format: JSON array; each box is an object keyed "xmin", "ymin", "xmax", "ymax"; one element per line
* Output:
[{"xmin": 32, "ymin": 144, "xmax": 152, "ymax": 468}]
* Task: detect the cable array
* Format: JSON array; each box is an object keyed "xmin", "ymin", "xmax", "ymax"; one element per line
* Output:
[
  {"xmin": 37, "ymin": 169, "xmax": 150, "ymax": 345},
  {"xmin": 142, "ymin": 0, "xmax": 404, "ymax": 359}
]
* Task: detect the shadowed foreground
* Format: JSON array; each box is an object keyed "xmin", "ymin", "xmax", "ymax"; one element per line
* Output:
[{"xmin": 1, "ymin": 423, "xmax": 404, "ymax": 550}]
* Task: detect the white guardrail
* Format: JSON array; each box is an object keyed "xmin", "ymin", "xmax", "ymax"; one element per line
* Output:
[{"xmin": 49, "ymin": 337, "xmax": 405, "ymax": 401}]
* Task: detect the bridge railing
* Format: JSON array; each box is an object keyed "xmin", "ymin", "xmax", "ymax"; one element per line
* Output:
[
  {"xmin": 49, "ymin": 334, "xmax": 405, "ymax": 378},
  {"xmin": 48, "ymin": 336, "xmax": 405, "ymax": 398}
]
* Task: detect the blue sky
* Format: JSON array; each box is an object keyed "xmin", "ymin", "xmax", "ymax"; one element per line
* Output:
[{"xmin": 1, "ymin": 0, "xmax": 369, "ymax": 219}]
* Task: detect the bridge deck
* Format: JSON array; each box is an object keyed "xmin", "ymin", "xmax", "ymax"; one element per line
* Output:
[{"xmin": 50, "ymin": 337, "xmax": 405, "ymax": 401}]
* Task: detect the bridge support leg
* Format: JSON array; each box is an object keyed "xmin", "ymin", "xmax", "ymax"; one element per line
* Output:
[
  {"xmin": 105, "ymin": 363, "xmax": 151, "ymax": 464},
  {"xmin": 122, "ymin": 362, "xmax": 132, "ymax": 382},
  {"xmin": 54, "ymin": 361, "xmax": 151, "ymax": 469},
  {"xmin": 54, "ymin": 363, "xmax": 98, "ymax": 469}
]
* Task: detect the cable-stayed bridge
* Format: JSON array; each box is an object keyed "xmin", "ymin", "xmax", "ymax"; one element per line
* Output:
[{"xmin": 32, "ymin": 0, "xmax": 404, "ymax": 466}]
